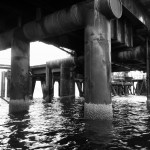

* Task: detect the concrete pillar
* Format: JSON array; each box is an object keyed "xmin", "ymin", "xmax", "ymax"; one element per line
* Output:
[
  {"xmin": 69, "ymin": 67, "xmax": 75, "ymax": 96},
  {"xmin": 9, "ymin": 32, "xmax": 30, "ymax": 113},
  {"xmin": 84, "ymin": 3, "xmax": 112, "ymax": 120},
  {"xmin": 44, "ymin": 65, "xmax": 53, "ymax": 102},
  {"xmin": 41, "ymin": 78, "xmax": 48, "ymax": 99},
  {"xmin": 58, "ymin": 80, "xmax": 60, "ymax": 97},
  {"xmin": 76, "ymin": 81, "xmax": 84, "ymax": 97},
  {"xmin": 60, "ymin": 64, "xmax": 75, "ymax": 97},
  {"xmin": 146, "ymin": 37, "xmax": 150, "ymax": 108},
  {"xmin": 1, "ymin": 71, "xmax": 5, "ymax": 97},
  {"xmin": 29, "ymin": 77, "xmax": 36, "ymax": 99},
  {"xmin": 7, "ymin": 71, "xmax": 11, "ymax": 98}
]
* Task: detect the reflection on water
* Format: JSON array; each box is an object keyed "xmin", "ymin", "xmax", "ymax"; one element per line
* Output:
[{"xmin": 0, "ymin": 95, "xmax": 150, "ymax": 149}]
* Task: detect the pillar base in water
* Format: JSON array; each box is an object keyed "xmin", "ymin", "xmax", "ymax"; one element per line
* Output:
[
  {"xmin": 84, "ymin": 103, "xmax": 113, "ymax": 120},
  {"xmin": 59, "ymin": 95, "xmax": 75, "ymax": 102},
  {"xmin": 147, "ymin": 100, "xmax": 150, "ymax": 110},
  {"xmin": 9, "ymin": 100, "xmax": 30, "ymax": 114}
]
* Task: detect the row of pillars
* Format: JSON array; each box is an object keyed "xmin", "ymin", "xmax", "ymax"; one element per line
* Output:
[
  {"xmin": 1, "ymin": 68, "xmax": 84, "ymax": 101},
  {"xmin": 8, "ymin": 4, "xmax": 113, "ymax": 120},
  {"xmin": 5, "ymin": 0, "xmax": 150, "ymax": 120},
  {"xmin": 43, "ymin": 65, "xmax": 84, "ymax": 101},
  {"xmin": 0, "ymin": 71, "xmax": 10, "ymax": 98}
]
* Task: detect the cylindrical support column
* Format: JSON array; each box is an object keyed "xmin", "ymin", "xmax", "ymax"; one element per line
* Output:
[
  {"xmin": 84, "ymin": 4, "xmax": 112, "ymax": 120},
  {"xmin": 41, "ymin": 79, "xmax": 46, "ymax": 99},
  {"xmin": 146, "ymin": 37, "xmax": 150, "ymax": 108},
  {"xmin": 69, "ymin": 67, "xmax": 75, "ymax": 96},
  {"xmin": 76, "ymin": 81, "xmax": 84, "ymax": 97},
  {"xmin": 9, "ymin": 32, "xmax": 30, "ymax": 113},
  {"xmin": 44, "ymin": 65, "xmax": 53, "ymax": 102},
  {"xmin": 60, "ymin": 64, "xmax": 75, "ymax": 97},
  {"xmin": 58, "ymin": 80, "xmax": 60, "ymax": 97},
  {"xmin": 29, "ymin": 77, "xmax": 36, "ymax": 99},
  {"xmin": 1, "ymin": 71, "xmax": 5, "ymax": 97},
  {"xmin": 7, "ymin": 71, "xmax": 11, "ymax": 98}
]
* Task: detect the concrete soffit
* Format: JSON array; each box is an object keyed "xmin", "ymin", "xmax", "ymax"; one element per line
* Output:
[
  {"xmin": 0, "ymin": 0, "xmax": 150, "ymax": 51},
  {"xmin": 122, "ymin": 0, "xmax": 150, "ymax": 31}
]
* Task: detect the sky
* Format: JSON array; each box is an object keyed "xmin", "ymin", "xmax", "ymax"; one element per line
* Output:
[
  {"xmin": 0, "ymin": 41, "xmax": 70, "ymax": 66},
  {"xmin": 0, "ymin": 41, "xmax": 73, "ymax": 98}
]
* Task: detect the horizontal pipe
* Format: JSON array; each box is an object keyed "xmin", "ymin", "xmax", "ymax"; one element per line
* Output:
[
  {"xmin": 46, "ymin": 56, "xmax": 84, "ymax": 69},
  {"xmin": 46, "ymin": 57, "xmax": 75, "ymax": 69},
  {"xmin": 112, "ymin": 46, "xmax": 146, "ymax": 63},
  {"xmin": 0, "ymin": 0, "xmax": 123, "ymax": 51},
  {"xmin": 0, "ymin": 3, "xmax": 84, "ymax": 51},
  {"xmin": 0, "ymin": 29, "xmax": 14, "ymax": 50},
  {"xmin": 23, "ymin": 4, "xmax": 83, "ymax": 41}
]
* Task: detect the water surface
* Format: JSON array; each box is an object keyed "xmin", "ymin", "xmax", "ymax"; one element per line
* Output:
[{"xmin": 0, "ymin": 95, "xmax": 150, "ymax": 150}]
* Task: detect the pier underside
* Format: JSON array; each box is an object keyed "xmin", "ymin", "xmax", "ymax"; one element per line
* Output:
[{"xmin": 0, "ymin": 0, "xmax": 150, "ymax": 119}]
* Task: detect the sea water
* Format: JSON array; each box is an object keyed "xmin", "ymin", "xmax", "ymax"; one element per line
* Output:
[{"xmin": 0, "ymin": 95, "xmax": 149, "ymax": 150}]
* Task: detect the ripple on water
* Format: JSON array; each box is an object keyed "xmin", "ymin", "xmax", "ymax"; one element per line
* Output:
[{"xmin": 0, "ymin": 96, "xmax": 150, "ymax": 149}]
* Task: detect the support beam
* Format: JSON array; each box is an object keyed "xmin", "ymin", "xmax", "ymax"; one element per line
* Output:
[
  {"xmin": 84, "ymin": 1, "xmax": 113, "ymax": 120},
  {"xmin": 60, "ymin": 64, "xmax": 75, "ymax": 98},
  {"xmin": 29, "ymin": 77, "xmax": 36, "ymax": 99},
  {"xmin": 46, "ymin": 57, "xmax": 76, "ymax": 100},
  {"xmin": 122, "ymin": 0, "xmax": 150, "ymax": 29},
  {"xmin": 0, "ymin": 0, "xmax": 122, "ymax": 51},
  {"xmin": 112, "ymin": 46, "xmax": 146, "ymax": 63},
  {"xmin": 69, "ymin": 67, "xmax": 75, "ymax": 96},
  {"xmin": 0, "ymin": 29, "xmax": 14, "ymax": 50},
  {"xmin": 44, "ymin": 66, "xmax": 53, "ymax": 102},
  {"xmin": 146, "ymin": 37, "xmax": 150, "ymax": 108},
  {"xmin": 6, "ymin": 71, "xmax": 11, "ymax": 98},
  {"xmin": 1, "ymin": 71, "xmax": 5, "ymax": 97},
  {"xmin": 76, "ymin": 81, "xmax": 84, "ymax": 97},
  {"xmin": 0, "ymin": 3, "xmax": 84, "ymax": 51},
  {"xmin": 9, "ymin": 31, "xmax": 30, "ymax": 113},
  {"xmin": 41, "ymin": 80, "xmax": 46, "ymax": 99}
]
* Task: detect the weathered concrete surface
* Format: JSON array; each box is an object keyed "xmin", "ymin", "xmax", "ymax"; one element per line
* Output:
[
  {"xmin": 44, "ymin": 66, "xmax": 53, "ymax": 102},
  {"xmin": 10, "ymin": 30, "xmax": 30, "ymax": 113},
  {"xmin": 60, "ymin": 64, "xmax": 75, "ymax": 97},
  {"xmin": 122, "ymin": 0, "xmax": 150, "ymax": 29},
  {"xmin": 112, "ymin": 46, "xmax": 146, "ymax": 63},
  {"xmin": 0, "ymin": 0, "xmax": 123, "ymax": 51},
  {"xmin": 146, "ymin": 37, "xmax": 150, "ymax": 108},
  {"xmin": 1, "ymin": 71, "xmax": 5, "ymax": 97},
  {"xmin": 84, "ymin": 1, "xmax": 114, "ymax": 120}
]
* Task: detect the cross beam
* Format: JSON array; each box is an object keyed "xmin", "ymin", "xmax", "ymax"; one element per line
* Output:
[{"xmin": 122, "ymin": 0, "xmax": 150, "ymax": 30}]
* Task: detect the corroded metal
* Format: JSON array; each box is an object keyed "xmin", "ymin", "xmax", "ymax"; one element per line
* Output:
[{"xmin": 0, "ymin": 29, "xmax": 14, "ymax": 50}]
